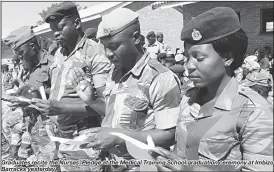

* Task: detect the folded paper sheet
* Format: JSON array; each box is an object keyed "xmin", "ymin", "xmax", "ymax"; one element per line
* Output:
[
  {"xmin": 49, "ymin": 135, "xmax": 89, "ymax": 145},
  {"xmin": 110, "ymin": 132, "xmax": 163, "ymax": 171}
]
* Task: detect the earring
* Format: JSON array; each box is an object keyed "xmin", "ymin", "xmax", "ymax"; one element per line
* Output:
[{"xmin": 225, "ymin": 58, "xmax": 234, "ymax": 67}]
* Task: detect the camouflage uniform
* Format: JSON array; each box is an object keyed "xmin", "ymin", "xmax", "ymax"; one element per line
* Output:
[
  {"xmin": 175, "ymin": 77, "xmax": 273, "ymax": 171},
  {"xmin": 102, "ymin": 52, "xmax": 181, "ymax": 170},
  {"xmin": 49, "ymin": 36, "xmax": 110, "ymax": 172}
]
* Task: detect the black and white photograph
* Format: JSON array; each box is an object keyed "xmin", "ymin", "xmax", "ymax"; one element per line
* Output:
[{"xmin": 1, "ymin": 1, "xmax": 273, "ymax": 172}]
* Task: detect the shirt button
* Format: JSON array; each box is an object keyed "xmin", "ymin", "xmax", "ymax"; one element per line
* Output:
[{"xmin": 186, "ymin": 145, "xmax": 189, "ymax": 149}]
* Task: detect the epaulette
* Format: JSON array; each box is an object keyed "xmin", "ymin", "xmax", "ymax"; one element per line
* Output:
[
  {"xmin": 238, "ymin": 85, "xmax": 269, "ymax": 107},
  {"xmin": 147, "ymin": 59, "xmax": 169, "ymax": 74}
]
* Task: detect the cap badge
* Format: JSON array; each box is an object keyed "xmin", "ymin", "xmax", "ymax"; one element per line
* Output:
[
  {"xmin": 103, "ymin": 28, "xmax": 110, "ymax": 36},
  {"xmin": 192, "ymin": 29, "xmax": 202, "ymax": 41},
  {"xmin": 50, "ymin": 16, "xmax": 56, "ymax": 20}
]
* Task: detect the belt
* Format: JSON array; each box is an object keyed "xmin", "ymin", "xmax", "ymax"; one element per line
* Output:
[{"xmin": 57, "ymin": 119, "xmax": 98, "ymax": 139}]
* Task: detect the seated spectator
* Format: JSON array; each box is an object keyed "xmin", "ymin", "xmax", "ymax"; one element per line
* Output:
[
  {"xmin": 156, "ymin": 32, "xmax": 170, "ymax": 53},
  {"xmin": 166, "ymin": 50, "xmax": 175, "ymax": 59},
  {"xmin": 241, "ymin": 69, "xmax": 273, "ymax": 103},
  {"xmin": 157, "ymin": 53, "xmax": 166, "ymax": 64},
  {"xmin": 175, "ymin": 49, "xmax": 185, "ymax": 64},
  {"xmin": 145, "ymin": 31, "xmax": 160, "ymax": 59},
  {"xmin": 253, "ymin": 48, "xmax": 262, "ymax": 59},
  {"xmin": 242, "ymin": 55, "xmax": 260, "ymax": 80},
  {"xmin": 163, "ymin": 56, "xmax": 176, "ymax": 69}
]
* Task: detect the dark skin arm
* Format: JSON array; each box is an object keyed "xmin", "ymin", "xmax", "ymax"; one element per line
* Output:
[
  {"xmin": 70, "ymin": 67, "xmax": 106, "ymax": 117},
  {"xmin": 80, "ymin": 127, "xmax": 175, "ymax": 151},
  {"xmin": 30, "ymin": 72, "xmax": 106, "ymax": 117},
  {"xmin": 30, "ymin": 98, "xmax": 101, "ymax": 116}
]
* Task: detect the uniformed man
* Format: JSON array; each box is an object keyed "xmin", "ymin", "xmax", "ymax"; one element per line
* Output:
[
  {"xmin": 3, "ymin": 26, "xmax": 57, "ymax": 161},
  {"xmin": 145, "ymin": 31, "xmax": 160, "ymax": 59},
  {"xmin": 76, "ymin": 8, "xmax": 181, "ymax": 171},
  {"xmin": 149, "ymin": 7, "xmax": 273, "ymax": 171},
  {"xmin": 31, "ymin": 2, "xmax": 111, "ymax": 171},
  {"xmin": 156, "ymin": 32, "xmax": 170, "ymax": 53}
]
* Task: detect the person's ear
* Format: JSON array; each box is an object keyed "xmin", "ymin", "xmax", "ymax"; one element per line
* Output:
[
  {"xmin": 74, "ymin": 18, "xmax": 81, "ymax": 30},
  {"xmin": 224, "ymin": 52, "xmax": 234, "ymax": 67},
  {"xmin": 133, "ymin": 31, "xmax": 141, "ymax": 45}
]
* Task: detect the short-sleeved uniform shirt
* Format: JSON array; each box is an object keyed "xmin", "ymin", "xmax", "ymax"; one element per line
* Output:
[
  {"xmin": 25, "ymin": 49, "xmax": 53, "ymax": 90},
  {"xmin": 175, "ymin": 77, "xmax": 273, "ymax": 171},
  {"xmin": 49, "ymin": 36, "xmax": 111, "ymax": 128},
  {"xmin": 102, "ymin": 52, "xmax": 181, "ymax": 157}
]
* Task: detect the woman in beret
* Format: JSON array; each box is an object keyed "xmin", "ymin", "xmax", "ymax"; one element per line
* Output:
[{"xmin": 149, "ymin": 7, "xmax": 273, "ymax": 171}]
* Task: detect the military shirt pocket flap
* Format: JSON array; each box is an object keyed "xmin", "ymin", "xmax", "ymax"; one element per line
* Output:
[
  {"xmin": 124, "ymin": 95, "xmax": 149, "ymax": 112},
  {"xmin": 198, "ymin": 132, "xmax": 238, "ymax": 161},
  {"xmin": 36, "ymin": 72, "xmax": 49, "ymax": 83}
]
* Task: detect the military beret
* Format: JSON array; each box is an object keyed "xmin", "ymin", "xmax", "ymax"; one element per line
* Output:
[
  {"xmin": 97, "ymin": 8, "xmax": 139, "ymax": 39},
  {"xmin": 146, "ymin": 31, "xmax": 156, "ymax": 39},
  {"xmin": 157, "ymin": 53, "xmax": 167, "ymax": 60},
  {"xmin": 3, "ymin": 26, "xmax": 35, "ymax": 50},
  {"xmin": 45, "ymin": 1, "xmax": 79, "ymax": 23},
  {"xmin": 170, "ymin": 64, "xmax": 185, "ymax": 73},
  {"xmin": 165, "ymin": 57, "xmax": 176, "ymax": 64},
  {"xmin": 243, "ymin": 70, "xmax": 273, "ymax": 87},
  {"xmin": 181, "ymin": 7, "xmax": 241, "ymax": 45},
  {"xmin": 156, "ymin": 32, "xmax": 163, "ymax": 37},
  {"xmin": 85, "ymin": 28, "xmax": 97, "ymax": 38}
]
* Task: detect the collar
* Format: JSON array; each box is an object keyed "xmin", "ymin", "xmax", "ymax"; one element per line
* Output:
[
  {"xmin": 62, "ymin": 35, "xmax": 87, "ymax": 61},
  {"xmin": 35, "ymin": 50, "xmax": 51, "ymax": 67},
  {"xmin": 130, "ymin": 52, "xmax": 150, "ymax": 77},
  {"xmin": 214, "ymin": 77, "xmax": 239, "ymax": 111}
]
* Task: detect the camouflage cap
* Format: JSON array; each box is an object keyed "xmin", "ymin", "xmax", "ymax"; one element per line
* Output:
[{"xmin": 3, "ymin": 26, "xmax": 35, "ymax": 50}]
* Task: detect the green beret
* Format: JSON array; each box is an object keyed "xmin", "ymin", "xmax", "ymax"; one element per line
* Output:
[
  {"xmin": 45, "ymin": 2, "xmax": 79, "ymax": 23},
  {"xmin": 181, "ymin": 7, "xmax": 241, "ymax": 44},
  {"xmin": 146, "ymin": 31, "xmax": 156, "ymax": 38},
  {"xmin": 97, "ymin": 8, "xmax": 139, "ymax": 39},
  {"xmin": 3, "ymin": 26, "xmax": 35, "ymax": 50}
]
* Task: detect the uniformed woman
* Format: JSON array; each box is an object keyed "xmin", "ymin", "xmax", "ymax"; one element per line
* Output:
[{"xmin": 149, "ymin": 7, "xmax": 273, "ymax": 171}]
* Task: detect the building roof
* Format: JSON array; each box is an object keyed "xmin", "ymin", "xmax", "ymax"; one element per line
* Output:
[
  {"xmin": 151, "ymin": 1, "xmax": 196, "ymax": 10},
  {"xmin": 33, "ymin": 2, "xmax": 133, "ymax": 35}
]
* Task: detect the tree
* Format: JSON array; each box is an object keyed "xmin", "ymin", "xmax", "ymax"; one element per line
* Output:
[{"xmin": 36, "ymin": 2, "xmax": 83, "ymax": 25}]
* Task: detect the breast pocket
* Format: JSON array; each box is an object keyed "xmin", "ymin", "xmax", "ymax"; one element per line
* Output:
[
  {"xmin": 199, "ymin": 132, "xmax": 239, "ymax": 161},
  {"xmin": 36, "ymin": 71, "xmax": 50, "ymax": 88},
  {"xmin": 121, "ymin": 89, "xmax": 149, "ymax": 131}
]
